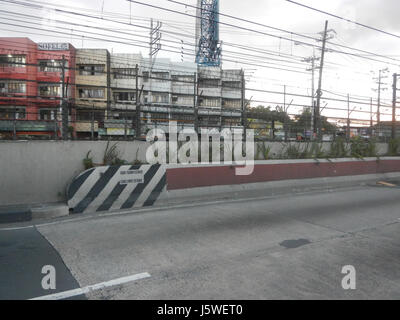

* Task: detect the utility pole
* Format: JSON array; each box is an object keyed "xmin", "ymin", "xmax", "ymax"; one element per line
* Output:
[
  {"xmin": 347, "ymin": 94, "xmax": 350, "ymax": 141},
  {"xmin": 315, "ymin": 21, "xmax": 329, "ymax": 140},
  {"xmin": 194, "ymin": 72, "xmax": 199, "ymax": 133},
  {"xmin": 303, "ymin": 53, "xmax": 319, "ymax": 140},
  {"xmin": 241, "ymin": 69, "xmax": 247, "ymax": 141},
  {"xmin": 60, "ymin": 55, "xmax": 68, "ymax": 140},
  {"xmin": 13, "ymin": 105, "xmax": 17, "ymax": 140},
  {"xmin": 370, "ymin": 97, "xmax": 373, "ymax": 129},
  {"xmin": 372, "ymin": 68, "xmax": 389, "ymax": 138},
  {"xmin": 392, "ymin": 73, "xmax": 398, "ymax": 139},
  {"xmin": 284, "ymin": 85, "xmax": 288, "ymax": 142},
  {"xmin": 135, "ymin": 64, "xmax": 141, "ymax": 139},
  {"xmin": 148, "ymin": 19, "xmax": 162, "ymax": 107}
]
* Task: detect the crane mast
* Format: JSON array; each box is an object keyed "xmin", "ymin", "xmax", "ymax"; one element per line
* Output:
[{"xmin": 195, "ymin": 0, "xmax": 221, "ymax": 66}]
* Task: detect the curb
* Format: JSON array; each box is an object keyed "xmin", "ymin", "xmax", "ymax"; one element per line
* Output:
[
  {"xmin": 0, "ymin": 205, "xmax": 32, "ymax": 224},
  {"xmin": 0, "ymin": 203, "xmax": 69, "ymax": 225},
  {"xmin": 156, "ymin": 172, "xmax": 400, "ymax": 208}
]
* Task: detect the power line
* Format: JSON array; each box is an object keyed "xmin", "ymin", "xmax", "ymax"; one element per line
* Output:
[{"xmin": 285, "ymin": 0, "xmax": 400, "ymax": 40}]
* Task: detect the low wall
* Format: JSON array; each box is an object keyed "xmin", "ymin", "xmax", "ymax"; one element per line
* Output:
[
  {"xmin": 65, "ymin": 158, "xmax": 400, "ymax": 214},
  {"xmin": 0, "ymin": 140, "xmax": 149, "ymax": 206},
  {"xmin": 166, "ymin": 158, "xmax": 400, "ymax": 190},
  {"xmin": 0, "ymin": 140, "xmax": 395, "ymax": 207}
]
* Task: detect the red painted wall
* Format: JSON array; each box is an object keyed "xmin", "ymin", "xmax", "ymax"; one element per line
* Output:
[
  {"xmin": 0, "ymin": 37, "xmax": 76, "ymax": 132},
  {"xmin": 166, "ymin": 160, "xmax": 400, "ymax": 190}
]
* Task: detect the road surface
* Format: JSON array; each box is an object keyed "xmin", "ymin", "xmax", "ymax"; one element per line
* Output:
[{"xmin": 1, "ymin": 183, "xmax": 400, "ymax": 300}]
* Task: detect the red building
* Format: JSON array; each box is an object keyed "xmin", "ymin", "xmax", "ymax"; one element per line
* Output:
[{"xmin": 0, "ymin": 37, "xmax": 76, "ymax": 138}]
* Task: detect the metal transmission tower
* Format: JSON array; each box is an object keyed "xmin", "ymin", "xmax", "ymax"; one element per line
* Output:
[{"xmin": 195, "ymin": 0, "xmax": 221, "ymax": 66}]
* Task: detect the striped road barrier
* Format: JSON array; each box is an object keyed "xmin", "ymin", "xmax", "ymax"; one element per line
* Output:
[{"xmin": 67, "ymin": 165, "xmax": 166, "ymax": 214}]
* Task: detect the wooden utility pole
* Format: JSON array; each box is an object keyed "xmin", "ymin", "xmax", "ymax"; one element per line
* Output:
[{"xmin": 316, "ymin": 21, "xmax": 329, "ymax": 140}]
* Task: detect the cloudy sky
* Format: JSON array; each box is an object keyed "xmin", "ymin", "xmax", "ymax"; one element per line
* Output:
[{"xmin": 1, "ymin": 0, "xmax": 400, "ymax": 125}]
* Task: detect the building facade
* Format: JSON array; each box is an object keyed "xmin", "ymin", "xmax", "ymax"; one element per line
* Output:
[
  {"xmin": 0, "ymin": 37, "xmax": 76, "ymax": 138},
  {"xmin": 0, "ymin": 37, "xmax": 244, "ymax": 139}
]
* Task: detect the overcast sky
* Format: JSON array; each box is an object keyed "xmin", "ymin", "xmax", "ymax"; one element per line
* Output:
[{"xmin": 1, "ymin": 0, "xmax": 400, "ymax": 124}]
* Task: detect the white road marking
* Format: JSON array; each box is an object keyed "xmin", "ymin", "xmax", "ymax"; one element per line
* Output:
[{"xmin": 30, "ymin": 272, "xmax": 151, "ymax": 300}]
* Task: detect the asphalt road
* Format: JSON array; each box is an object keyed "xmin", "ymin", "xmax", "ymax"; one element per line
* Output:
[{"xmin": 1, "ymin": 183, "xmax": 400, "ymax": 299}]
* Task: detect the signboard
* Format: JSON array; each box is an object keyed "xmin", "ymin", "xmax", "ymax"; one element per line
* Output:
[
  {"xmin": 106, "ymin": 128, "xmax": 134, "ymax": 136},
  {"xmin": 119, "ymin": 169, "xmax": 144, "ymax": 185},
  {"xmin": 38, "ymin": 43, "xmax": 70, "ymax": 51}
]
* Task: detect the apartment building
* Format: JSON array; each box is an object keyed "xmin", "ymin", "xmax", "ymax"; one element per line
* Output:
[
  {"xmin": 0, "ymin": 37, "xmax": 244, "ymax": 139},
  {"xmin": 0, "ymin": 37, "xmax": 76, "ymax": 138},
  {"xmin": 74, "ymin": 49, "xmax": 110, "ymax": 137}
]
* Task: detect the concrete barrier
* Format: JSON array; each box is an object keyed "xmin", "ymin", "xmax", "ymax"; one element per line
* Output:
[
  {"xmin": 67, "ymin": 165, "xmax": 166, "ymax": 214},
  {"xmin": 67, "ymin": 157, "xmax": 400, "ymax": 214}
]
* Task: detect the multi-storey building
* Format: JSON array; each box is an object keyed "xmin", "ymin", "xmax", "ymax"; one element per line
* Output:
[
  {"xmin": 74, "ymin": 49, "xmax": 110, "ymax": 138},
  {"xmin": 0, "ymin": 37, "xmax": 244, "ymax": 139},
  {"xmin": 0, "ymin": 38, "xmax": 76, "ymax": 138},
  {"xmin": 105, "ymin": 53, "xmax": 143, "ymax": 138}
]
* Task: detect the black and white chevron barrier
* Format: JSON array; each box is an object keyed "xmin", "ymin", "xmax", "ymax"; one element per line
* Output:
[{"xmin": 67, "ymin": 164, "xmax": 166, "ymax": 214}]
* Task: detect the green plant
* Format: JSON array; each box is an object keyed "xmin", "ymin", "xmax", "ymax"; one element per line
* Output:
[
  {"xmin": 256, "ymin": 143, "xmax": 271, "ymax": 160},
  {"xmin": 349, "ymin": 137, "xmax": 378, "ymax": 159},
  {"xmin": 388, "ymin": 138, "xmax": 400, "ymax": 156},
  {"xmin": 132, "ymin": 148, "xmax": 144, "ymax": 165},
  {"xmin": 103, "ymin": 140, "xmax": 127, "ymax": 165},
  {"xmin": 282, "ymin": 143, "xmax": 302, "ymax": 159},
  {"xmin": 83, "ymin": 150, "xmax": 94, "ymax": 170},
  {"xmin": 328, "ymin": 137, "xmax": 348, "ymax": 158},
  {"xmin": 310, "ymin": 142, "xmax": 325, "ymax": 159}
]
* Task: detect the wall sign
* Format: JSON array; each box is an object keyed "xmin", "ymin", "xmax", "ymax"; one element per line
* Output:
[{"xmin": 38, "ymin": 43, "xmax": 69, "ymax": 51}]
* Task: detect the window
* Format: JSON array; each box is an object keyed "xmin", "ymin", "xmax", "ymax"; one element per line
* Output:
[
  {"xmin": 79, "ymin": 88, "xmax": 105, "ymax": 99},
  {"xmin": 39, "ymin": 85, "xmax": 61, "ymax": 97},
  {"xmin": 114, "ymin": 91, "xmax": 136, "ymax": 102},
  {"xmin": 222, "ymin": 99, "xmax": 241, "ymax": 109},
  {"xmin": 38, "ymin": 60, "xmax": 67, "ymax": 72},
  {"xmin": 200, "ymin": 98, "xmax": 220, "ymax": 108},
  {"xmin": 142, "ymin": 71, "xmax": 169, "ymax": 82},
  {"xmin": 172, "ymin": 95, "xmax": 193, "ymax": 106},
  {"xmin": 113, "ymin": 68, "xmax": 137, "ymax": 79},
  {"xmin": 171, "ymin": 75, "xmax": 195, "ymax": 83},
  {"xmin": 222, "ymin": 81, "xmax": 241, "ymax": 90},
  {"xmin": 0, "ymin": 55, "xmax": 26, "ymax": 68},
  {"xmin": 0, "ymin": 106, "xmax": 26, "ymax": 119},
  {"xmin": 39, "ymin": 109, "xmax": 56, "ymax": 120},
  {"xmin": 78, "ymin": 65, "xmax": 104, "ymax": 76},
  {"xmin": 199, "ymin": 79, "xmax": 219, "ymax": 88},
  {"xmin": 0, "ymin": 82, "xmax": 26, "ymax": 94},
  {"xmin": 152, "ymin": 93, "xmax": 169, "ymax": 104},
  {"xmin": 153, "ymin": 72, "xmax": 169, "ymax": 82}
]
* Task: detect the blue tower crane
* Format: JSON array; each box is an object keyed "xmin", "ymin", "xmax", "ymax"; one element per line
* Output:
[{"xmin": 196, "ymin": 0, "xmax": 221, "ymax": 67}]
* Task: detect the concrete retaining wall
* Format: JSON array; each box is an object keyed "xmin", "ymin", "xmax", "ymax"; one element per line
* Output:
[
  {"xmin": 0, "ymin": 140, "xmax": 395, "ymax": 207},
  {"xmin": 65, "ymin": 158, "xmax": 400, "ymax": 214},
  {"xmin": 0, "ymin": 140, "xmax": 149, "ymax": 206}
]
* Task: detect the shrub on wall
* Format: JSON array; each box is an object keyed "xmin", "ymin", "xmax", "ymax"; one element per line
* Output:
[
  {"xmin": 388, "ymin": 138, "xmax": 400, "ymax": 156},
  {"xmin": 350, "ymin": 137, "xmax": 377, "ymax": 159}
]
